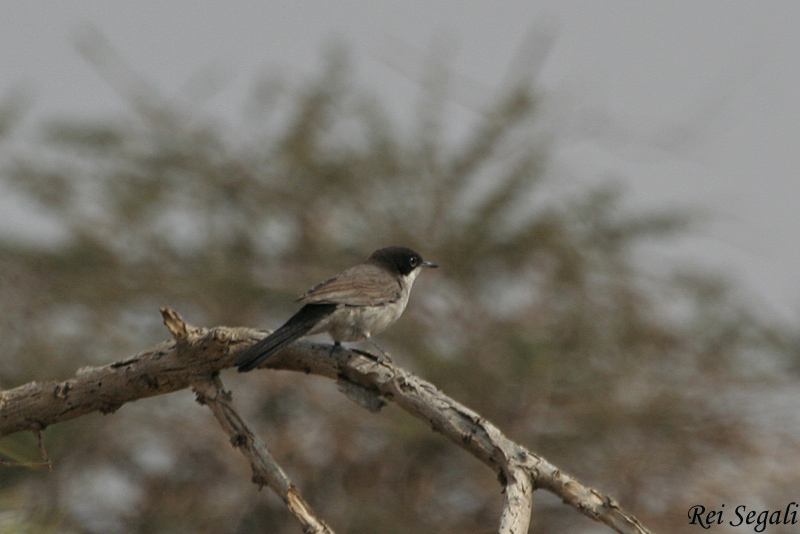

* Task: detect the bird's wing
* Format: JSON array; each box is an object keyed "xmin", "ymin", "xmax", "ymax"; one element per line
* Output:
[{"xmin": 296, "ymin": 264, "xmax": 402, "ymax": 306}]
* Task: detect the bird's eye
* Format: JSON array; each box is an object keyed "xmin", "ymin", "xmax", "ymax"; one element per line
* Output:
[{"xmin": 409, "ymin": 257, "xmax": 418, "ymax": 267}]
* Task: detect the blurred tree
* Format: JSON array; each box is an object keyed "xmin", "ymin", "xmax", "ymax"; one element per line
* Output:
[{"xmin": 0, "ymin": 39, "xmax": 796, "ymax": 534}]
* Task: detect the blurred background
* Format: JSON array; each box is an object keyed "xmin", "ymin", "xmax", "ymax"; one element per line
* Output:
[{"xmin": 1, "ymin": 3, "xmax": 798, "ymax": 533}]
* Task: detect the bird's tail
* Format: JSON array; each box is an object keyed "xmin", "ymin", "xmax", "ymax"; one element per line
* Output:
[{"xmin": 235, "ymin": 304, "xmax": 336, "ymax": 372}]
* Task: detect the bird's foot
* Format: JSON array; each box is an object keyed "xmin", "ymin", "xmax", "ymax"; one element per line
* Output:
[
  {"xmin": 351, "ymin": 348, "xmax": 391, "ymax": 364},
  {"xmin": 367, "ymin": 338, "xmax": 393, "ymax": 364}
]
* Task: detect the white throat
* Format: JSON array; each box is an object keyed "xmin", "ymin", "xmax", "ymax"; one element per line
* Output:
[{"xmin": 402, "ymin": 267, "xmax": 422, "ymax": 289}]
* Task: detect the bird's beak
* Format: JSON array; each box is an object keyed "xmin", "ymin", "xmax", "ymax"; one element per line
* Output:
[{"xmin": 422, "ymin": 261, "xmax": 438, "ymax": 268}]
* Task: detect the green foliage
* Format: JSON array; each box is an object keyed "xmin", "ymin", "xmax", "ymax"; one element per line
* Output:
[{"xmin": 0, "ymin": 47, "xmax": 794, "ymax": 534}]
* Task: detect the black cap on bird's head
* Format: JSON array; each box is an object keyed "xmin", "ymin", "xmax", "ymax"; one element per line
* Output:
[{"xmin": 366, "ymin": 246, "xmax": 438, "ymax": 276}]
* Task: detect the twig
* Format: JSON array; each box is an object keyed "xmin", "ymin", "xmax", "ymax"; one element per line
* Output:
[
  {"xmin": 33, "ymin": 427, "xmax": 52, "ymax": 471},
  {"xmin": 191, "ymin": 374, "xmax": 335, "ymax": 534},
  {"xmin": 0, "ymin": 427, "xmax": 52, "ymax": 470}
]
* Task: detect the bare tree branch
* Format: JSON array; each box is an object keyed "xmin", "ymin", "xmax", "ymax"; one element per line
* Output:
[
  {"xmin": 0, "ymin": 308, "xmax": 652, "ymax": 534},
  {"xmin": 498, "ymin": 463, "xmax": 534, "ymax": 534},
  {"xmin": 191, "ymin": 374, "xmax": 335, "ymax": 534}
]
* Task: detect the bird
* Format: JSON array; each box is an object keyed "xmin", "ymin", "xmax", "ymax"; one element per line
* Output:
[{"xmin": 235, "ymin": 246, "xmax": 438, "ymax": 372}]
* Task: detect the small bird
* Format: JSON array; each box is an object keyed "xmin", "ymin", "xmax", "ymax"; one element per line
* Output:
[{"xmin": 235, "ymin": 246, "xmax": 438, "ymax": 372}]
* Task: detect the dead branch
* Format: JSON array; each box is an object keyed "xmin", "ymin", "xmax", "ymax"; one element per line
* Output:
[
  {"xmin": 0, "ymin": 308, "xmax": 652, "ymax": 534},
  {"xmin": 191, "ymin": 373, "xmax": 335, "ymax": 533}
]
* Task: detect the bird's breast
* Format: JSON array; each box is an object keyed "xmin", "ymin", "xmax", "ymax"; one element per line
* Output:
[{"xmin": 316, "ymin": 294, "xmax": 410, "ymax": 342}]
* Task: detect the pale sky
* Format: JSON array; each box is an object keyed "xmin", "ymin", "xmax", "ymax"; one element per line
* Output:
[{"xmin": 1, "ymin": 1, "xmax": 799, "ymax": 323}]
